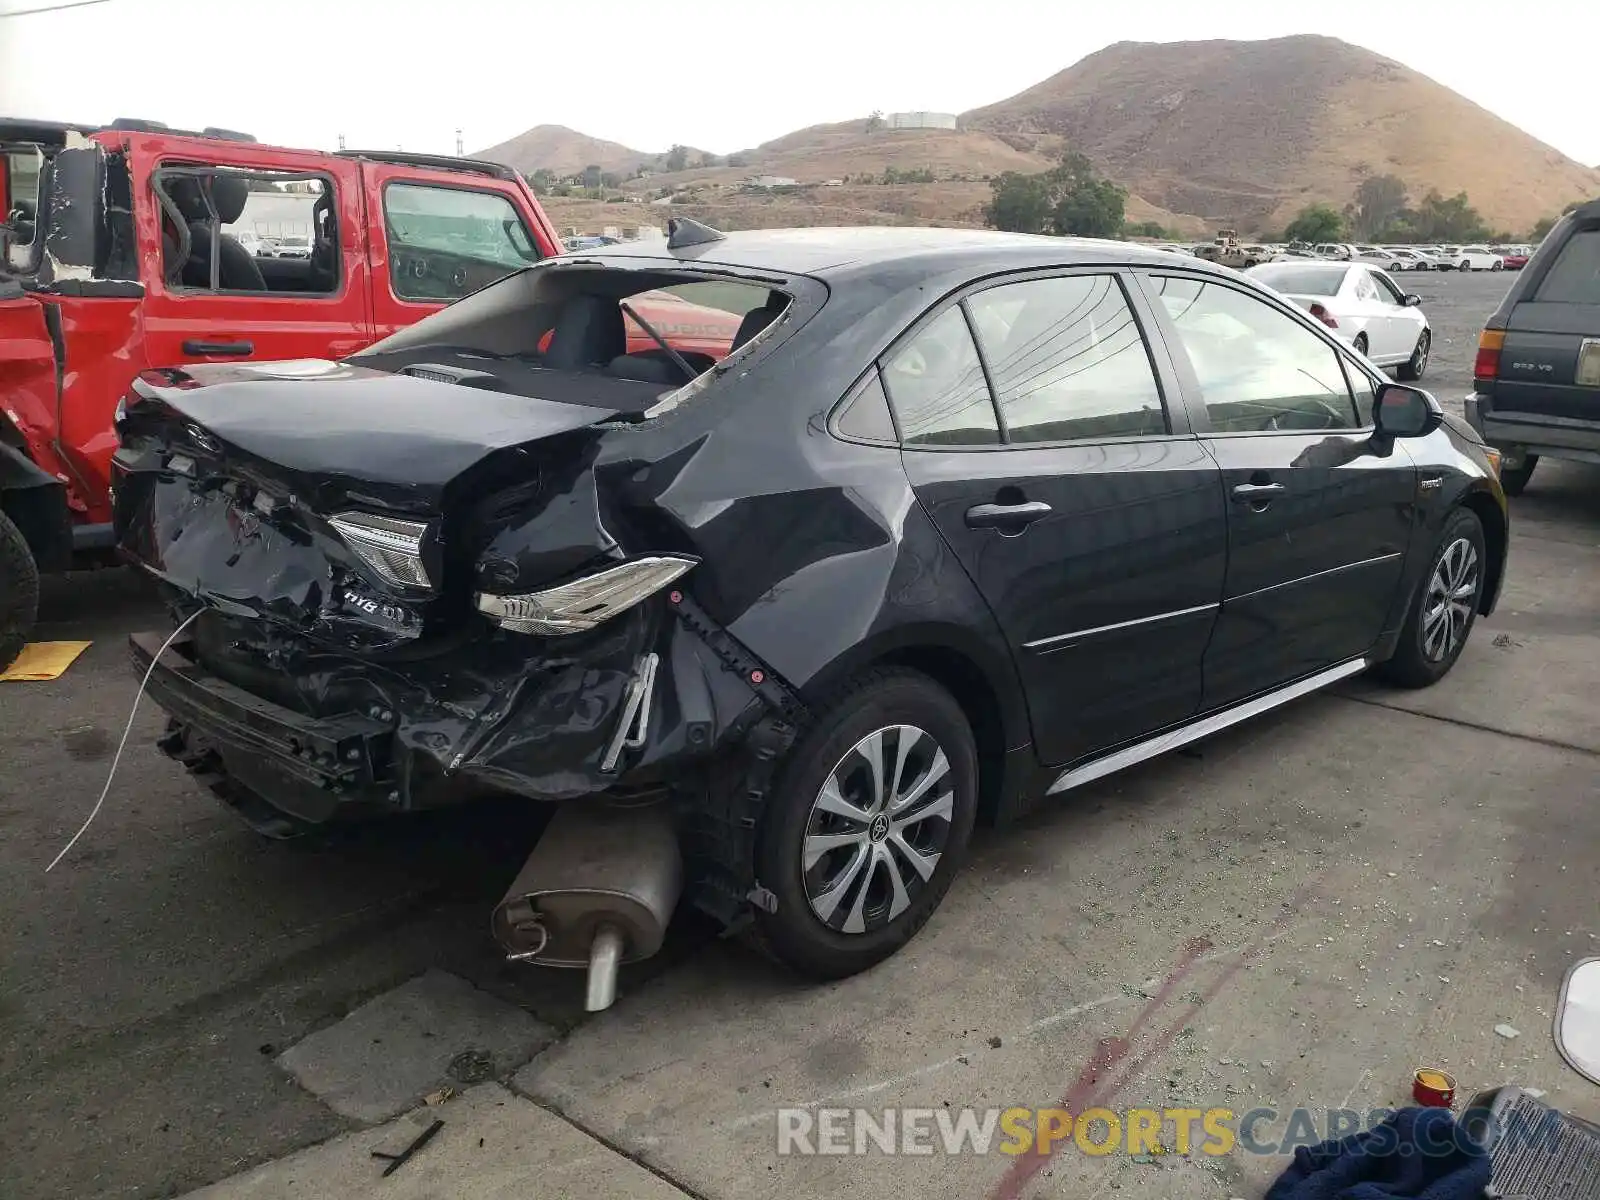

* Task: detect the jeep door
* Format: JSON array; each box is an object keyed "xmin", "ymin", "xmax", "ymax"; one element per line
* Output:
[
  {"xmin": 128, "ymin": 136, "xmax": 372, "ymax": 369},
  {"xmin": 360, "ymin": 162, "xmax": 561, "ymax": 340},
  {"xmin": 888, "ymin": 268, "xmax": 1227, "ymax": 768}
]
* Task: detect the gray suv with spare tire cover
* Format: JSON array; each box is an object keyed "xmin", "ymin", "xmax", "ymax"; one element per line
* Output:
[{"xmin": 1467, "ymin": 198, "xmax": 1600, "ymax": 495}]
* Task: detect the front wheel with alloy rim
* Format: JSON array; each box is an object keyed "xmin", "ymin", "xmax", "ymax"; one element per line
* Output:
[
  {"xmin": 1398, "ymin": 330, "xmax": 1431, "ymax": 381},
  {"xmin": 751, "ymin": 669, "xmax": 977, "ymax": 979},
  {"xmin": 1375, "ymin": 507, "xmax": 1486, "ymax": 687}
]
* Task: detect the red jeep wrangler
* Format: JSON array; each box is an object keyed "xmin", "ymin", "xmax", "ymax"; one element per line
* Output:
[{"xmin": 0, "ymin": 118, "xmax": 741, "ymax": 669}]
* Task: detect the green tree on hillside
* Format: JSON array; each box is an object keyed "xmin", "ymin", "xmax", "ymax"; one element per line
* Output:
[
  {"xmin": 1124, "ymin": 220, "xmax": 1169, "ymax": 239},
  {"xmin": 664, "ymin": 145, "xmax": 690, "ymax": 172},
  {"xmin": 984, "ymin": 152, "xmax": 1125, "ymax": 237},
  {"xmin": 1350, "ymin": 174, "xmax": 1408, "ymax": 239},
  {"xmin": 1284, "ymin": 203, "xmax": 1345, "ymax": 243},
  {"xmin": 579, "ymin": 164, "xmax": 603, "ymax": 189},
  {"xmin": 1048, "ymin": 152, "xmax": 1126, "ymax": 237},
  {"xmin": 1410, "ymin": 190, "xmax": 1491, "ymax": 242},
  {"xmin": 985, "ymin": 171, "xmax": 1052, "ymax": 233}
]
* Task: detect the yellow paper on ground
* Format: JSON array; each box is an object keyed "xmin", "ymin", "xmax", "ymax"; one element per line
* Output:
[{"xmin": 0, "ymin": 641, "xmax": 92, "ymax": 682}]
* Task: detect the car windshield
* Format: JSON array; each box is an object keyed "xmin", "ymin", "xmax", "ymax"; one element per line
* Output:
[{"xmin": 1247, "ymin": 265, "xmax": 1344, "ymax": 295}]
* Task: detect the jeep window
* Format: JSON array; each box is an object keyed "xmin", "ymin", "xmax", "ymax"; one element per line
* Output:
[
  {"xmin": 383, "ymin": 183, "xmax": 541, "ymax": 303},
  {"xmin": 1535, "ymin": 228, "xmax": 1600, "ymax": 304},
  {"xmin": 155, "ymin": 169, "xmax": 339, "ymax": 295},
  {"xmin": 2, "ymin": 146, "xmax": 44, "ymax": 273}
]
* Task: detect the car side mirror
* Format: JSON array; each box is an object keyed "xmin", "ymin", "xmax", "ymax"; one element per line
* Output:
[
  {"xmin": 1556, "ymin": 959, "xmax": 1600, "ymax": 1085},
  {"xmin": 1372, "ymin": 382, "xmax": 1440, "ymax": 439},
  {"xmin": 1402, "ymin": 294, "xmax": 1422, "ymax": 307}
]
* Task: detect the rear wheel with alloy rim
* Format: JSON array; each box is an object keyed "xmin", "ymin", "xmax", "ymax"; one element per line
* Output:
[
  {"xmin": 1375, "ymin": 507, "xmax": 1486, "ymax": 687},
  {"xmin": 1398, "ymin": 330, "xmax": 1431, "ymax": 381},
  {"xmin": 751, "ymin": 669, "xmax": 977, "ymax": 978}
]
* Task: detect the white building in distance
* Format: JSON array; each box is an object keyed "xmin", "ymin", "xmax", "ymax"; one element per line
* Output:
[{"xmin": 887, "ymin": 112, "xmax": 957, "ymax": 130}]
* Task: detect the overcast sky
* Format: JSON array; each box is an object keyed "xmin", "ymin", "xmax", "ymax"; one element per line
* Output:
[{"xmin": 3, "ymin": 0, "xmax": 1596, "ymax": 167}]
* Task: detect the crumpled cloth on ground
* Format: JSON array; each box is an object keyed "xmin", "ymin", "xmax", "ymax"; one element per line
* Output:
[{"xmin": 1266, "ymin": 1106, "xmax": 1490, "ymax": 1200}]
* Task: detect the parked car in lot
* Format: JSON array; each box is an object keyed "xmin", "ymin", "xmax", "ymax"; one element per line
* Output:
[
  {"xmin": 111, "ymin": 223, "xmax": 1507, "ymax": 997},
  {"xmin": 1386, "ymin": 248, "xmax": 1435, "ymax": 270},
  {"xmin": 1356, "ymin": 248, "xmax": 1408, "ymax": 272},
  {"xmin": 1494, "ymin": 247, "xmax": 1530, "ymax": 270},
  {"xmin": 1455, "ymin": 246, "xmax": 1505, "ymax": 271},
  {"xmin": 1313, "ymin": 242, "xmax": 1359, "ymax": 261},
  {"xmin": 1245, "ymin": 260, "xmax": 1432, "ymax": 377},
  {"xmin": 1467, "ymin": 198, "xmax": 1600, "ymax": 494}
]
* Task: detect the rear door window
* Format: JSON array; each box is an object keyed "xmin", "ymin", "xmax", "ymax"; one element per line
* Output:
[
  {"xmin": 382, "ymin": 183, "xmax": 541, "ymax": 301},
  {"xmin": 966, "ymin": 274, "xmax": 1168, "ymax": 442},
  {"xmin": 1534, "ymin": 229, "xmax": 1600, "ymax": 303},
  {"xmin": 881, "ymin": 306, "xmax": 1000, "ymax": 446}
]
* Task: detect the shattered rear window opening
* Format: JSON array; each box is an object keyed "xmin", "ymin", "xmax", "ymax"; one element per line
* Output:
[{"xmin": 349, "ymin": 260, "xmax": 799, "ymax": 418}]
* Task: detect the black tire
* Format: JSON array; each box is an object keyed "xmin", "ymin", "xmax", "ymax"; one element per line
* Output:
[
  {"xmin": 1375, "ymin": 508, "xmax": 1486, "ymax": 688},
  {"xmin": 0, "ymin": 508, "xmax": 40, "ymax": 673},
  {"xmin": 1352, "ymin": 332, "xmax": 1369, "ymax": 356},
  {"xmin": 1388, "ymin": 261, "xmax": 1404, "ymax": 272},
  {"xmin": 1398, "ymin": 330, "xmax": 1430, "ymax": 381},
  {"xmin": 1499, "ymin": 454, "xmax": 1537, "ymax": 496},
  {"xmin": 1460, "ymin": 261, "xmax": 1472, "ymax": 272},
  {"xmin": 750, "ymin": 669, "xmax": 978, "ymax": 979},
  {"xmin": 1491, "ymin": 260, "xmax": 1504, "ymax": 271}
]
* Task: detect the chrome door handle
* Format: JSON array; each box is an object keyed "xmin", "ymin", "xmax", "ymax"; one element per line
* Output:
[
  {"xmin": 965, "ymin": 500, "xmax": 1053, "ymax": 530},
  {"xmin": 1231, "ymin": 482, "xmax": 1286, "ymax": 502}
]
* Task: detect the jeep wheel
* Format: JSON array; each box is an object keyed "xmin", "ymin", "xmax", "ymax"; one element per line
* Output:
[
  {"xmin": 1374, "ymin": 507, "xmax": 1485, "ymax": 688},
  {"xmin": 751, "ymin": 669, "xmax": 977, "ymax": 979},
  {"xmin": 0, "ymin": 509, "xmax": 40, "ymax": 673},
  {"xmin": 1499, "ymin": 454, "xmax": 1538, "ymax": 496}
]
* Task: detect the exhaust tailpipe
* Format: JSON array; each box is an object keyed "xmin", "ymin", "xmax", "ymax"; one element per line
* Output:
[{"xmin": 492, "ymin": 804, "xmax": 682, "ymax": 1012}]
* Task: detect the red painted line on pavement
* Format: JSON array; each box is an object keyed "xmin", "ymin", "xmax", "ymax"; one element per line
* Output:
[{"xmin": 988, "ymin": 887, "xmax": 1311, "ymax": 1200}]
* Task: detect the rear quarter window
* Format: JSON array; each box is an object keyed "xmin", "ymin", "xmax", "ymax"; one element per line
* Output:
[{"xmin": 1534, "ymin": 229, "xmax": 1600, "ymax": 303}]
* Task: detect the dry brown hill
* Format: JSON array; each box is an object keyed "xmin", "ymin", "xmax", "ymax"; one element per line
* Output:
[
  {"xmin": 963, "ymin": 34, "xmax": 1600, "ymax": 234},
  {"xmin": 487, "ymin": 37, "xmax": 1599, "ymax": 238},
  {"xmin": 474, "ymin": 124, "xmax": 653, "ymax": 177}
]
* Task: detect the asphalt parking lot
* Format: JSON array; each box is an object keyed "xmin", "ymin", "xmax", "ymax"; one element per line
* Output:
[{"xmin": 4, "ymin": 268, "xmax": 1598, "ymax": 1199}]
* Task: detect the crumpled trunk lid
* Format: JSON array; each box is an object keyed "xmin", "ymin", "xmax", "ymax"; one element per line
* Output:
[{"xmin": 113, "ymin": 359, "xmax": 623, "ymax": 652}]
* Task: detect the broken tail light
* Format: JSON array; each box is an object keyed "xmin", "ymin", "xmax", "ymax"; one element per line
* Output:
[
  {"xmin": 476, "ymin": 556, "xmax": 696, "ymax": 636},
  {"xmin": 329, "ymin": 512, "xmax": 432, "ymax": 588},
  {"xmin": 1308, "ymin": 302, "xmax": 1339, "ymax": 329},
  {"xmin": 1474, "ymin": 329, "xmax": 1505, "ymax": 381}
]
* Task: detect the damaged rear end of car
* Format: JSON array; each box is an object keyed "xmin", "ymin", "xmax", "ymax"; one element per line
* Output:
[{"xmin": 113, "ymin": 247, "xmax": 817, "ymax": 1007}]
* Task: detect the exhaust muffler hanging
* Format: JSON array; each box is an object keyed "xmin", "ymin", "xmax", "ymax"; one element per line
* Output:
[{"xmin": 492, "ymin": 804, "xmax": 682, "ymax": 1012}]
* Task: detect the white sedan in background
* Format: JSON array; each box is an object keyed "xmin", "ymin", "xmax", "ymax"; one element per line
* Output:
[
  {"xmin": 1244, "ymin": 260, "xmax": 1431, "ymax": 379},
  {"xmin": 1385, "ymin": 248, "xmax": 1435, "ymax": 270},
  {"xmin": 1453, "ymin": 246, "xmax": 1504, "ymax": 271}
]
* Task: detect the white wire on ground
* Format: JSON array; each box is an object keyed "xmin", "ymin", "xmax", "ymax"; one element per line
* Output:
[{"xmin": 45, "ymin": 609, "xmax": 203, "ymax": 873}]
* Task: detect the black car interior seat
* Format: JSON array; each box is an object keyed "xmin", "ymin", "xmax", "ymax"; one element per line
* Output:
[
  {"xmin": 731, "ymin": 293, "xmax": 787, "ymax": 351},
  {"xmin": 171, "ymin": 175, "xmax": 267, "ymax": 291},
  {"xmin": 543, "ymin": 294, "xmax": 627, "ymax": 370}
]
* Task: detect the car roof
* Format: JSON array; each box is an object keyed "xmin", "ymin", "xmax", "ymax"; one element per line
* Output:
[{"xmin": 569, "ymin": 225, "xmax": 1239, "ymax": 282}]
